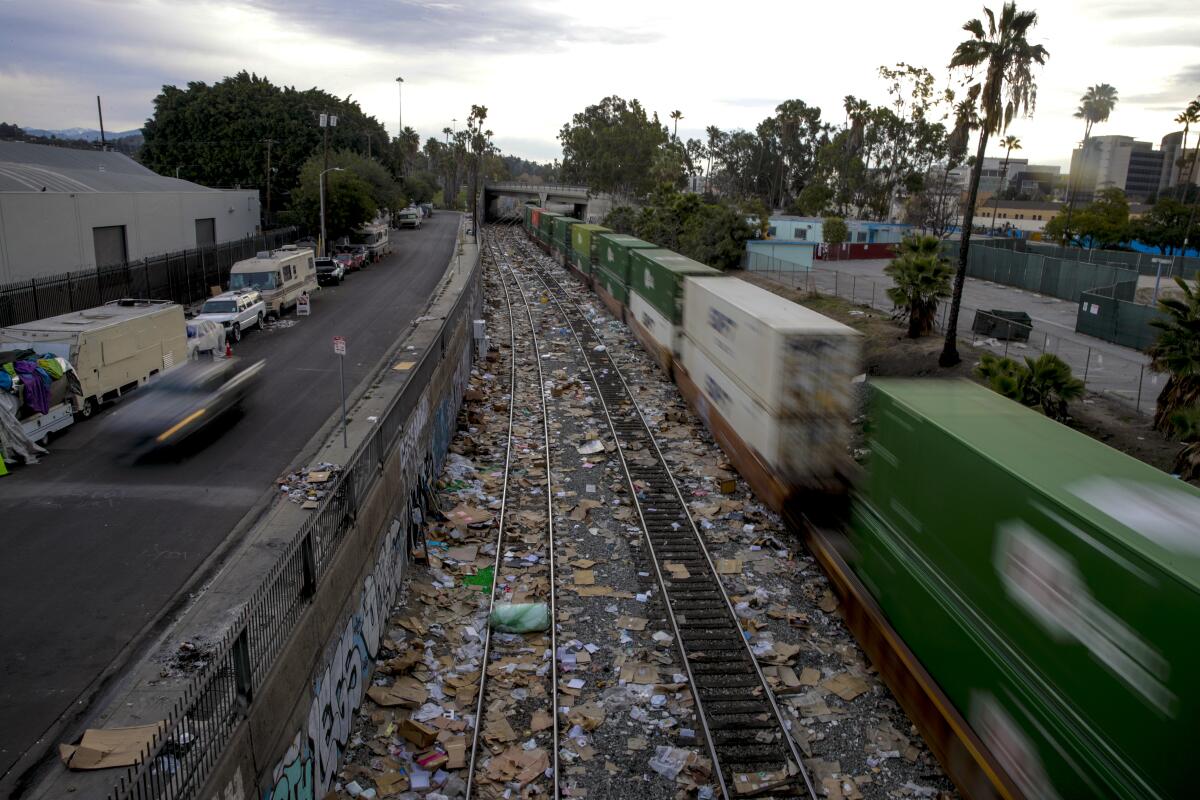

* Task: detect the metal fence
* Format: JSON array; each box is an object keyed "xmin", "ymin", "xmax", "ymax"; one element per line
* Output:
[
  {"xmin": 107, "ymin": 228, "xmax": 480, "ymax": 800},
  {"xmin": 1020, "ymin": 241, "xmax": 1200, "ymax": 278},
  {"xmin": 0, "ymin": 228, "xmax": 302, "ymax": 327},
  {"xmin": 1076, "ymin": 282, "xmax": 1168, "ymax": 351},
  {"xmin": 945, "ymin": 241, "xmax": 1142, "ymax": 303},
  {"xmin": 753, "ymin": 265, "xmax": 1160, "ymax": 415}
]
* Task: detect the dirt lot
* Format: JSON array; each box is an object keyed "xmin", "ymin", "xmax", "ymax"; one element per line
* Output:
[{"xmin": 741, "ymin": 273, "xmax": 1186, "ymax": 480}]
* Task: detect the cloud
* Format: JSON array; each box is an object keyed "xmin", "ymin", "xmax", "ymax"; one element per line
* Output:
[
  {"xmin": 1122, "ymin": 63, "xmax": 1200, "ymax": 109},
  {"xmin": 1118, "ymin": 27, "xmax": 1200, "ymax": 47}
]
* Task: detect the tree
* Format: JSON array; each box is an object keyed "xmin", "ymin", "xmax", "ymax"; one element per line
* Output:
[
  {"xmin": 1149, "ymin": 276, "xmax": 1200, "ymax": 432},
  {"xmin": 1166, "ymin": 406, "xmax": 1200, "ymax": 481},
  {"xmin": 977, "ymin": 353, "xmax": 1084, "ymax": 421},
  {"xmin": 603, "ymin": 190, "xmax": 754, "ymax": 270},
  {"xmin": 288, "ymin": 152, "xmax": 379, "ymax": 241},
  {"xmin": 939, "ymin": 2, "xmax": 1049, "ymax": 367},
  {"xmin": 885, "ymin": 234, "xmax": 954, "ymax": 337},
  {"xmin": 559, "ymin": 96, "xmax": 669, "ymax": 196},
  {"xmin": 670, "ymin": 110, "xmax": 683, "ymax": 141},
  {"xmin": 1061, "ymin": 83, "xmax": 1119, "ymax": 243},
  {"xmin": 1132, "ymin": 198, "xmax": 1191, "ymax": 254},
  {"xmin": 1171, "ymin": 104, "xmax": 1199, "ymax": 200},
  {"xmin": 988, "ymin": 134, "xmax": 1021, "ymax": 234},
  {"xmin": 823, "ymin": 216, "xmax": 849, "ymax": 259},
  {"xmin": 789, "ymin": 183, "xmax": 834, "ymax": 216},
  {"xmin": 1046, "ymin": 187, "xmax": 1130, "ymax": 249}
]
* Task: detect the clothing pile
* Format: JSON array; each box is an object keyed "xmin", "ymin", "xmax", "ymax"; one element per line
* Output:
[{"xmin": 0, "ymin": 348, "xmax": 83, "ymax": 465}]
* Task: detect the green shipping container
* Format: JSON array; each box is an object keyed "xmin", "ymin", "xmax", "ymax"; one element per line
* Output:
[
  {"xmin": 552, "ymin": 216, "xmax": 581, "ymax": 257},
  {"xmin": 539, "ymin": 212, "xmax": 562, "ymax": 244},
  {"xmin": 628, "ymin": 248, "xmax": 721, "ymax": 324},
  {"xmin": 571, "ymin": 224, "xmax": 610, "ymax": 274},
  {"xmin": 854, "ymin": 379, "xmax": 1200, "ymax": 800},
  {"xmin": 594, "ymin": 265, "xmax": 628, "ymax": 305},
  {"xmin": 594, "ymin": 233, "xmax": 657, "ymax": 285}
]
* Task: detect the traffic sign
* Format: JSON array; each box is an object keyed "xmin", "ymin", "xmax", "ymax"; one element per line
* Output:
[{"xmin": 333, "ymin": 335, "xmax": 346, "ymax": 355}]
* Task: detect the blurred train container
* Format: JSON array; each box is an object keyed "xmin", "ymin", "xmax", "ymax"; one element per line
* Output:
[
  {"xmin": 594, "ymin": 233, "xmax": 656, "ymax": 286},
  {"xmin": 854, "ymin": 379, "xmax": 1200, "ymax": 800},
  {"xmin": 627, "ymin": 249, "xmax": 722, "ymax": 373},
  {"xmin": 570, "ymin": 223, "xmax": 610, "ymax": 276},
  {"xmin": 593, "ymin": 265, "xmax": 629, "ymax": 321},
  {"xmin": 538, "ymin": 211, "xmax": 561, "ymax": 247},
  {"xmin": 682, "ymin": 276, "xmax": 859, "ymax": 419},
  {"xmin": 552, "ymin": 216, "xmax": 581, "ymax": 262},
  {"xmin": 677, "ymin": 334, "xmax": 849, "ymax": 484}
]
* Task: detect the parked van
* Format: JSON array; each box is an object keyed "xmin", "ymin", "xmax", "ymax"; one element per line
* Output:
[
  {"xmin": 353, "ymin": 223, "xmax": 390, "ymax": 261},
  {"xmin": 229, "ymin": 248, "xmax": 317, "ymax": 318},
  {"xmin": 0, "ymin": 299, "xmax": 187, "ymax": 418}
]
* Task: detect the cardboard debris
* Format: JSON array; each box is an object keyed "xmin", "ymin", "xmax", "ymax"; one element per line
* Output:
[
  {"xmin": 715, "ymin": 558, "xmax": 743, "ymax": 574},
  {"xmin": 823, "ymin": 672, "xmax": 870, "ymax": 701},
  {"xmin": 568, "ymin": 499, "xmax": 602, "ymax": 521},
  {"xmin": 59, "ymin": 724, "xmax": 165, "ymax": 770},
  {"xmin": 446, "ymin": 504, "xmax": 493, "ymax": 528},
  {"xmin": 733, "ymin": 768, "xmax": 791, "ymax": 795},
  {"xmin": 576, "ymin": 440, "xmax": 605, "ymax": 455},
  {"xmin": 665, "ymin": 562, "xmax": 691, "ymax": 580},
  {"xmin": 567, "ymin": 702, "xmax": 606, "ymax": 731},
  {"xmin": 616, "ymin": 615, "xmax": 648, "ymax": 631},
  {"xmin": 445, "ymin": 544, "xmax": 479, "ymax": 562},
  {"xmin": 366, "ymin": 676, "xmax": 427, "ymax": 707},
  {"xmin": 398, "ymin": 718, "xmax": 438, "ymax": 749},
  {"xmin": 531, "ymin": 710, "xmax": 554, "ymax": 732},
  {"xmin": 819, "ymin": 589, "xmax": 840, "ymax": 613},
  {"xmin": 573, "ymin": 569, "xmax": 596, "ymax": 585}
]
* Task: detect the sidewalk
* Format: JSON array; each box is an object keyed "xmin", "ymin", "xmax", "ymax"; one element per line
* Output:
[{"xmin": 757, "ymin": 258, "xmax": 1159, "ymax": 414}]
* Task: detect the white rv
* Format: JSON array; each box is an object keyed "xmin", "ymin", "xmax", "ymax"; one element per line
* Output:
[{"xmin": 229, "ymin": 248, "xmax": 317, "ymax": 318}]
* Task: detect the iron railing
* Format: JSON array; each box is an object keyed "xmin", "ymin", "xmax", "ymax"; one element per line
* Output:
[
  {"xmin": 106, "ymin": 229, "xmax": 481, "ymax": 800},
  {"xmin": 0, "ymin": 228, "xmax": 302, "ymax": 327}
]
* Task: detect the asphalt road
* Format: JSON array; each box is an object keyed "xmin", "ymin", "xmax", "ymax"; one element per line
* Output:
[{"xmin": 0, "ymin": 213, "xmax": 459, "ymax": 782}]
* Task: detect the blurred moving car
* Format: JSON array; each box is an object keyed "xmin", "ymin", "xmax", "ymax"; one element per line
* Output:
[
  {"xmin": 398, "ymin": 208, "xmax": 422, "ymax": 229},
  {"xmin": 186, "ymin": 319, "xmax": 225, "ymax": 359},
  {"xmin": 110, "ymin": 358, "xmax": 265, "ymax": 456},
  {"xmin": 315, "ymin": 257, "xmax": 345, "ymax": 286}
]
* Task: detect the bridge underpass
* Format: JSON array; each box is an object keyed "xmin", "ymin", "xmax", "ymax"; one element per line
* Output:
[{"xmin": 483, "ymin": 181, "xmax": 636, "ymax": 223}]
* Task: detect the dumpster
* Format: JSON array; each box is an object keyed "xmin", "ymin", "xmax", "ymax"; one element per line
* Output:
[{"xmin": 971, "ymin": 309, "xmax": 1032, "ymax": 341}]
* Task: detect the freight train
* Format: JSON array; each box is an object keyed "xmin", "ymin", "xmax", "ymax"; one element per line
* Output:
[{"xmin": 518, "ymin": 204, "xmax": 1200, "ymax": 800}]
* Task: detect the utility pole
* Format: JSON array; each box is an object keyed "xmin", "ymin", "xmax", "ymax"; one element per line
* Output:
[
  {"xmin": 395, "ymin": 76, "xmax": 404, "ymax": 136},
  {"xmin": 96, "ymin": 96, "xmax": 107, "ymax": 149},
  {"xmin": 319, "ymin": 113, "xmax": 338, "ymax": 255},
  {"xmin": 264, "ymin": 139, "xmax": 275, "ymax": 229}
]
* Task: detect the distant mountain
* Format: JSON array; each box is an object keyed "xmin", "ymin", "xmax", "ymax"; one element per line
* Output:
[{"xmin": 22, "ymin": 126, "xmax": 142, "ymax": 141}]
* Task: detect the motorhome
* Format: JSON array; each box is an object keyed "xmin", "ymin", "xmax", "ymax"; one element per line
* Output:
[
  {"xmin": 0, "ymin": 299, "xmax": 187, "ymax": 418},
  {"xmin": 229, "ymin": 248, "xmax": 317, "ymax": 318},
  {"xmin": 353, "ymin": 223, "xmax": 391, "ymax": 261}
]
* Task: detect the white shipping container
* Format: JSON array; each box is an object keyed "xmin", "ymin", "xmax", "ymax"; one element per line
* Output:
[
  {"xmin": 682, "ymin": 276, "xmax": 859, "ymax": 418},
  {"xmin": 629, "ymin": 291, "xmax": 677, "ymax": 356},
  {"xmin": 679, "ymin": 335, "xmax": 847, "ymax": 481}
]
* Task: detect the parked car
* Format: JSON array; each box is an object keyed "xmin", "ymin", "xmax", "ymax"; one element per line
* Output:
[
  {"xmin": 186, "ymin": 319, "xmax": 225, "ymax": 358},
  {"xmin": 334, "ymin": 252, "xmax": 357, "ymax": 273},
  {"xmin": 398, "ymin": 208, "xmax": 422, "ymax": 229},
  {"xmin": 194, "ymin": 289, "xmax": 265, "ymax": 343},
  {"xmin": 420, "ymin": 203, "xmax": 433, "ymax": 218},
  {"xmin": 336, "ymin": 246, "xmax": 366, "ymax": 270},
  {"xmin": 349, "ymin": 244, "xmax": 371, "ymax": 264},
  {"xmin": 315, "ymin": 257, "xmax": 345, "ymax": 286}
]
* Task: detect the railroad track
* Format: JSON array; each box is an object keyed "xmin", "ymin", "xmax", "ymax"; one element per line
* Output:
[
  {"xmin": 465, "ymin": 238, "xmax": 560, "ymax": 799},
  {"xmin": 494, "ymin": 228, "xmax": 818, "ymax": 800}
]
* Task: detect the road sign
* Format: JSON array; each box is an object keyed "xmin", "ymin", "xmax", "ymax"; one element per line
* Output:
[
  {"xmin": 297, "ymin": 293, "xmax": 311, "ymax": 316},
  {"xmin": 333, "ymin": 335, "xmax": 346, "ymax": 355}
]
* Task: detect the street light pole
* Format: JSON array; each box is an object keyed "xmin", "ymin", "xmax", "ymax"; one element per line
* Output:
[
  {"xmin": 320, "ymin": 167, "xmax": 344, "ymax": 257},
  {"xmin": 395, "ymin": 76, "xmax": 404, "ymax": 136}
]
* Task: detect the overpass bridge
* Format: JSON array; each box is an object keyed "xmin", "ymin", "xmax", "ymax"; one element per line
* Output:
[{"xmin": 483, "ymin": 181, "xmax": 639, "ymax": 224}]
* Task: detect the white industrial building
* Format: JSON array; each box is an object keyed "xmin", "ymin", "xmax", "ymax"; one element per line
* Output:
[{"xmin": 0, "ymin": 141, "xmax": 260, "ymax": 283}]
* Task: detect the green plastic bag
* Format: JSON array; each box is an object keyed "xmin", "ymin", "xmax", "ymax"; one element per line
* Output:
[
  {"xmin": 462, "ymin": 566, "xmax": 495, "ymax": 592},
  {"xmin": 489, "ymin": 603, "xmax": 551, "ymax": 633}
]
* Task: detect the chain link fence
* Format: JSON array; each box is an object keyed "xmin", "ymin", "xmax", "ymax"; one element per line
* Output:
[
  {"xmin": 0, "ymin": 227, "xmax": 303, "ymax": 327},
  {"xmin": 753, "ymin": 265, "xmax": 1161, "ymax": 416}
]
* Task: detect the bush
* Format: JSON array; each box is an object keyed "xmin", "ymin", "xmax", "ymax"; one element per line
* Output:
[{"xmin": 977, "ymin": 353, "xmax": 1084, "ymax": 421}]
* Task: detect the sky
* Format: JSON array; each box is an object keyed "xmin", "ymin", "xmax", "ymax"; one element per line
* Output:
[{"xmin": 0, "ymin": 0, "xmax": 1197, "ymax": 170}]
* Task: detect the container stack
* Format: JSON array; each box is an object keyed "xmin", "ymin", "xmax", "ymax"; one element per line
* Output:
[
  {"xmin": 537, "ymin": 212, "xmax": 561, "ymax": 249},
  {"xmin": 679, "ymin": 276, "xmax": 860, "ymax": 483},
  {"xmin": 592, "ymin": 233, "xmax": 656, "ymax": 319},
  {"xmin": 570, "ymin": 224, "xmax": 610, "ymax": 276},
  {"xmin": 627, "ymin": 249, "xmax": 722, "ymax": 371},
  {"xmin": 854, "ymin": 379, "xmax": 1200, "ymax": 799},
  {"xmin": 551, "ymin": 216, "xmax": 581, "ymax": 263}
]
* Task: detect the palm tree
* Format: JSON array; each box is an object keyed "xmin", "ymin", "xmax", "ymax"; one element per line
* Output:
[
  {"xmin": 1171, "ymin": 105, "xmax": 1198, "ymax": 199},
  {"xmin": 1167, "ymin": 406, "xmax": 1200, "ymax": 481},
  {"xmin": 989, "ymin": 135, "xmax": 1022, "ymax": 234},
  {"xmin": 1061, "ymin": 83, "xmax": 1118, "ymax": 243},
  {"xmin": 977, "ymin": 353, "xmax": 1084, "ymax": 421},
  {"xmin": 884, "ymin": 234, "xmax": 954, "ymax": 337},
  {"xmin": 1149, "ymin": 275, "xmax": 1200, "ymax": 431},
  {"xmin": 939, "ymin": 2, "xmax": 1049, "ymax": 367},
  {"xmin": 670, "ymin": 110, "xmax": 683, "ymax": 141},
  {"xmin": 705, "ymin": 125, "xmax": 721, "ymax": 193}
]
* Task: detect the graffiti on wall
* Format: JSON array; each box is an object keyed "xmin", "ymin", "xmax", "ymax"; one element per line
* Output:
[{"xmin": 264, "ymin": 520, "xmax": 405, "ymax": 800}]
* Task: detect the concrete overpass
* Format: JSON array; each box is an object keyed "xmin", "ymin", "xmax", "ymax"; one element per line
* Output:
[{"xmin": 483, "ymin": 181, "xmax": 639, "ymax": 224}]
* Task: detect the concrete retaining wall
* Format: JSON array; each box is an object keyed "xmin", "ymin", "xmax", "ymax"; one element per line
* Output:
[{"xmin": 200, "ymin": 243, "xmax": 482, "ymax": 800}]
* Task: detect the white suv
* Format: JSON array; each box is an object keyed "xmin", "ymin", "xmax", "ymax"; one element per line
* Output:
[{"xmin": 195, "ymin": 290, "xmax": 266, "ymax": 343}]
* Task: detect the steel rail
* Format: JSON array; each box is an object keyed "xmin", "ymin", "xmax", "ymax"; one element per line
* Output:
[
  {"xmin": 465, "ymin": 233, "xmax": 561, "ymax": 799},
  {"xmin": 502, "ymin": 227, "xmax": 817, "ymax": 800}
]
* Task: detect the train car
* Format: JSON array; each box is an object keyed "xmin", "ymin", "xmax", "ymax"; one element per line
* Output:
[
  {"xmin": 551, "ymin": 216, "xmax": 582, "ymax": 268},
  {"xmin": 626, "ymin": 249, "xmax": 722, "ymax": 374},
  {"xmin": 570, "ymin": 223, "xmax": 610, "ymax": 281},
  {"xmin": 854, "ymin": 378, "xmax": 1200, "ymax": 800},
  {"xmin": 537, "ymin": 211, "xmax": 562, "ymax": 250}
]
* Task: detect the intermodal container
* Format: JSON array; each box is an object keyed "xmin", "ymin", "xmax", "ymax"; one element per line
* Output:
[
  {"xmin": 629, "ymin": 248, "xmax": 722, "ymax": 325},
  {"xmin": 679, "ymin": 334, "xmax": 847, "ymax": 481},
  {"xmin": 854, "ymin": 378, "xmax": 1200, "ymax": 800},
  {"xmin": 594, "ymin": 264, "xmax": 629, "ymax": 306},
  {"xmin": 552, "ymin": 216, "xmax": 581, "ymax": 257},
  {"xmin": 629, "ymin": 290, "xmax": 676, "ymax": 356},
  {"xmin": 594, "ymin": 233, "xmax": 656, "ymax": 285},
  {"xmin": 531, "ymin": 207, "xmax": 543, "ymax": 232},
  {"xmin": 539, "ymin": 212, "xmax": 561, "ymax": 244},
  {"xmin": 571, "ymin": 224, "xmax": 610, "ymax": 274},
  {"xmin": 682, "ymin": 276, "xmax": 859, "ymax": 419}
]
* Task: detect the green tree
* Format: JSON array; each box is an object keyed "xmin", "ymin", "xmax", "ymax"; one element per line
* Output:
[
  {"xmin": 604, "ymin": 190, "xmax": 754, "ymax": 270},
  {"xmin": 1149, "ymin": 276, "xmax": 1200, "ymax": 432},
  {"xmin": 823, "ymin": 216, "xmax": 849, "ymax": 258},
  {"xmin": 1132, "ymin": 198, "xmax": 1191, "ymax": 254},
  {"xmin": 940, "ymin": 2, "xmax": 1049, "ymax": 367},
  {"xmin": 788, "ymin": 183, "xmax": 834, "ymax": 216},
  {"xmin": 1061, "ymin": 83, "xmax": 1119, "ymax": 243},
  {"xmin": 559, "ymin": 96, "xmax": 669, "ymax": 196},
  {"xmin": 287, "ymin": 151, "xmax": 382, "ymax": 241},
  {"xmin": 885, "ymin": 234, "xmax": 953, "ymax": 337},
  {"xmin": 602, "ymin": 205, "xmax": 639, "ymax": 234},
  {"xmin": 977, "ymin": 353, "xmax": 1084, "ymax": 421},
  {"xmin": 1077, "ymin": 187, "xmax": 1131, "ymax": 249}
]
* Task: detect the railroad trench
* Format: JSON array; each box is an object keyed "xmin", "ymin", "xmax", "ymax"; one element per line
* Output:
[{"xmin": 330, "ymin": 227, "xmax": 958, "ymax": 800}]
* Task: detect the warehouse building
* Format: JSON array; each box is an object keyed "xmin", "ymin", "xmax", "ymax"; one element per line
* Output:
[{"xmin": 0, "ymin": 141, "xmax": 260, "ymax": 283}]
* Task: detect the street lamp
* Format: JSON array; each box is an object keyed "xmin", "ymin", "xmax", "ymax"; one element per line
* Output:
[
  {"xmin": 395, "ymin": 76, "xmax": 404, "ymax": 136},
  {"xmin": 320, "ymin": 167, "xmax": 344, "ymax": 257}
]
